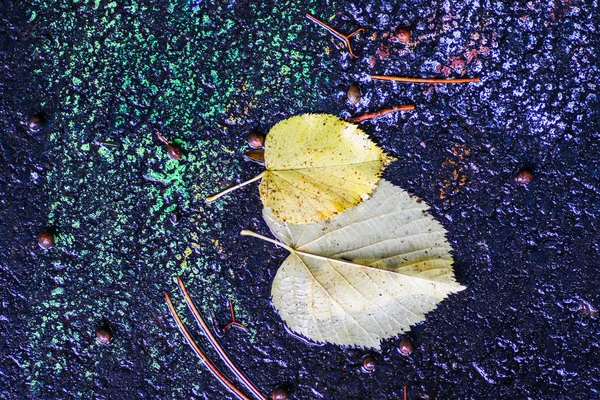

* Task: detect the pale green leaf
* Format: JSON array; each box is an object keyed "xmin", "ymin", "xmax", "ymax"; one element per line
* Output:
[{"xmin": 262, "ymin": 180, "xmax": 465, "ymax": 349}]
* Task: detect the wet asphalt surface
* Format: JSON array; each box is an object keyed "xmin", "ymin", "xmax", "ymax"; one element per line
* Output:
[{"xmin": 1, "ymin": 0, "xmax": 600, "ymax": 399}]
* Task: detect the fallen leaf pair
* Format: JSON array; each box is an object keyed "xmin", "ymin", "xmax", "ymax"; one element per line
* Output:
[{"xmin": 208, "ymin": 114, "xmax": 465, "ymax": 349}]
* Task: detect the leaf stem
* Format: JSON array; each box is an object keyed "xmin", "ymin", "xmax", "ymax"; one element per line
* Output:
[
  {"xmin": 371, "ymin": 75, "xmax": 481, "ymax": 84},
  {"xmin": 206, "ymin": 171, "xmax": 266, "ymax": 203},
  {"xmin": 240, "ymin": 230, "xmax": 296, "ymax": 254}
]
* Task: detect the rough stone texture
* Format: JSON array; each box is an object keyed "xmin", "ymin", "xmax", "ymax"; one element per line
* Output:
[{"xmin": 1, "ymin": 0, "xmax": 599, "ymax": 399}]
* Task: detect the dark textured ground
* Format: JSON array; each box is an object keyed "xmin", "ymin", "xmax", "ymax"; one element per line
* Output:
[{"xmin": 1, "ymin": 0, "xmax": 600, "ymax": 399}]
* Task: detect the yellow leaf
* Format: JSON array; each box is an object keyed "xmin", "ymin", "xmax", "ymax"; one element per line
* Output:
[
  {"xmin": 242, "ymin": 180, "xmax": 465, "ymax": 349},
  {"xmin": 207, "ymin": 114, "xmax": 395, "ymax": 224}
]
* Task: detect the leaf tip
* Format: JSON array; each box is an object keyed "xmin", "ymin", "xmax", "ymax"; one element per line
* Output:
[{"xmin": 383, "ymin": 153, "xmax": 398, "ymax": 166}]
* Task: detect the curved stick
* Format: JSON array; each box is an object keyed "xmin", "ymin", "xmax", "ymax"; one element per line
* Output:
[
  {"xmin": 177, "ymin": 278, "xmax": 268, "ymax": 400},
  {"xmin": 165, "ymin": 293, "xmax": 250, "ymax": 400}
]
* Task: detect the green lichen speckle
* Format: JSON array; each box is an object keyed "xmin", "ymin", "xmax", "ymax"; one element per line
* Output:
[{"xmin": 25, "ymin": 0, "xmax": 339, "ymax": 397}]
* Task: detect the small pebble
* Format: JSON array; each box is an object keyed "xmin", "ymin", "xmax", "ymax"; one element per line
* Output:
[
  {"xmin": 362, "ymin": 356, "xmax": 377, "ymax": 372},
  {"xmin": 96, "ymin": 326, "xmax": 113, "ymax": 344},
  {"xmin": 514, "ymin": 168, "xmax": 533, "ymax": 185},
  {"xmin": 347, "ymin": 84, "xmax": 361, "ymax": 105},
  {"xmin": 271, "ymin": 387, "xmax": 290, "ymax": 400},
  {"xmin": 399, "ymin": 337, "xmax": 414, "ymax": 355},
  {"xmin": 167, "ymin": 144, "xmax": 183, "ymax": 160},
  {"xmin": 247, "ymin": 130, "xmax": 265, "ymax": 148},
  {"xmin": 394, "ymin": 27, "xmax": 411, "ymax": 44},
  {"xmin": 38, "ymin": 231, "xmax": 54, "ymax": 249},
  {"xmin": 28, "ymin": 113, "xmax": 47, "ymax": 131}
]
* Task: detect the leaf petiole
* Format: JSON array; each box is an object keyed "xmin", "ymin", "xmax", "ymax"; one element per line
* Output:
[
  {"xmin": 240, "ymin": 230, "xmax": 296, "ymax": 254},
  {"xmin": 206, "ymin": 171, "xmax": 266, "ymax": 203},
  {"xmin": 241, "ymin": 230, "xmax": 367, "ymax": 269}
]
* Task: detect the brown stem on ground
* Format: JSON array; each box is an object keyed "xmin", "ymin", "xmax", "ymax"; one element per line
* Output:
[
  {"xmin": 176, "ymin": 278, "xmax": 267, "ymax": 400},
  {"xmin": 222, "ymin": 299, "xmax": 249, "ymax": 333},
  {"xmin": 348, "ymin": 104, "xmax": 416, "ymax": 123},
  {"xmin": 155, "ymin": 131, "xmax": 170, "ymax": 145},
  {"xmin": 371, "ymin": 75, "xmax": 481, "ymax": 84},
  {"xmin": 164, "ymin": 293, "xmax": 250, "ymax": 400},
  {"xmin": 306, "ymin": 13, "xmax": 365, "ymax": 57}
]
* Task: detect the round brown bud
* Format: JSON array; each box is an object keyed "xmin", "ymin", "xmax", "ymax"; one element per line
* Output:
[
  {"xmin": 271, "ymin": 386, "xmax": 290, "ymax": 400},
  {"xmin": 96, "ymin": 326, "xmax": 113, "ymax": 344},
  {"xmin": 38, "ymin": 231, "xmax": 54, "ymax": 249},
  {"xmin": 394, "ymin": 27, "xmax": 411, "ymax": 44},
  {"xmin": 514, "ymin": 168, "xmax": 533, "ymax": 185},
  {"xmin": 347, "ymin": 84, "xmax": 361, "ymax": 105},
  {"xmin": 247, "ymin": 130, "xmax": 265, "ymax": 149},
  {"xmin": 28, "ymin": 113, "xmax": 47, "ymax": 131},
  {"xmin": 399, "ymin": 337, "xmax": 414, "ymax": 355},
  {"xmin": 362, "ymin": 356, "xmax": 377, "ymax": 372}
]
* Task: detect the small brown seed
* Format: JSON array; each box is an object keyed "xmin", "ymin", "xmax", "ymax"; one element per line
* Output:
[
  {"xmin": 271, "ymin": 387, "xmax": 290, "ymax": 400},
  {"xmin": 347, "ymin": 84, "xmax": 361, "ymax": 105},
  {"xmin": 167, "ymin": 144, "xmax": 183, "ymax": 160},
  {"xmin": 362, "ymin": 356, "xmax": 377, "ymax": 372},
  {"xmin": 245, "ymin": 149, "xmax": 265, "ymax": 165},
  {"xmin": 170, "ymin": 210, "xmax": 180, "ymax": 225},
  {"xmin": 38, "ymin": 231, "xmax": 54, "ymax": 249},
  {"xmin": 394, "ymin": 27, "xmax": 411, "ymax": 44},
  {"xmin": 514, "ymin": 168, "xmax": 533, "ymax": 185},
  {"xmin": 96, "ymin": 326, "xmax": 113, "ymax": 344},
  {"xmin": 399, "ymin": 337, "xmax": 414, "ymax": 355},
  {"xmin": 247, "ymin": 130, "xmax": 265, "ymax": 148},
  {"xmin": 28, "ymin": 113, "xmax": 47, "ymax": 131}
]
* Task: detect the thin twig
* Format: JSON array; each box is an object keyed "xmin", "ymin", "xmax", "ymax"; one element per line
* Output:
[
  {"xmin": 94, "ymin": 140, "xmax": 119, "ymax": 149},
  {"xmin": 177, "ymin": 278, "xmax": 267, "ymax": 400},
  {"xmin": 306, "ymin": 13, "xmax": 365, "ymax": 57},
  {"xmin": 164, "ymin": 293, "xmax": 250, "ymax": 400},
  {"xmin": 348, "ymin": 104, "xmax": 415, "ymax": 123},
  {"xmin": 223, "ymin": 299, "xmax": 249, "ymax": 333},
  {"xmin": 371, "ymin": 75, "xmax": 481, "ymax": 84}
]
